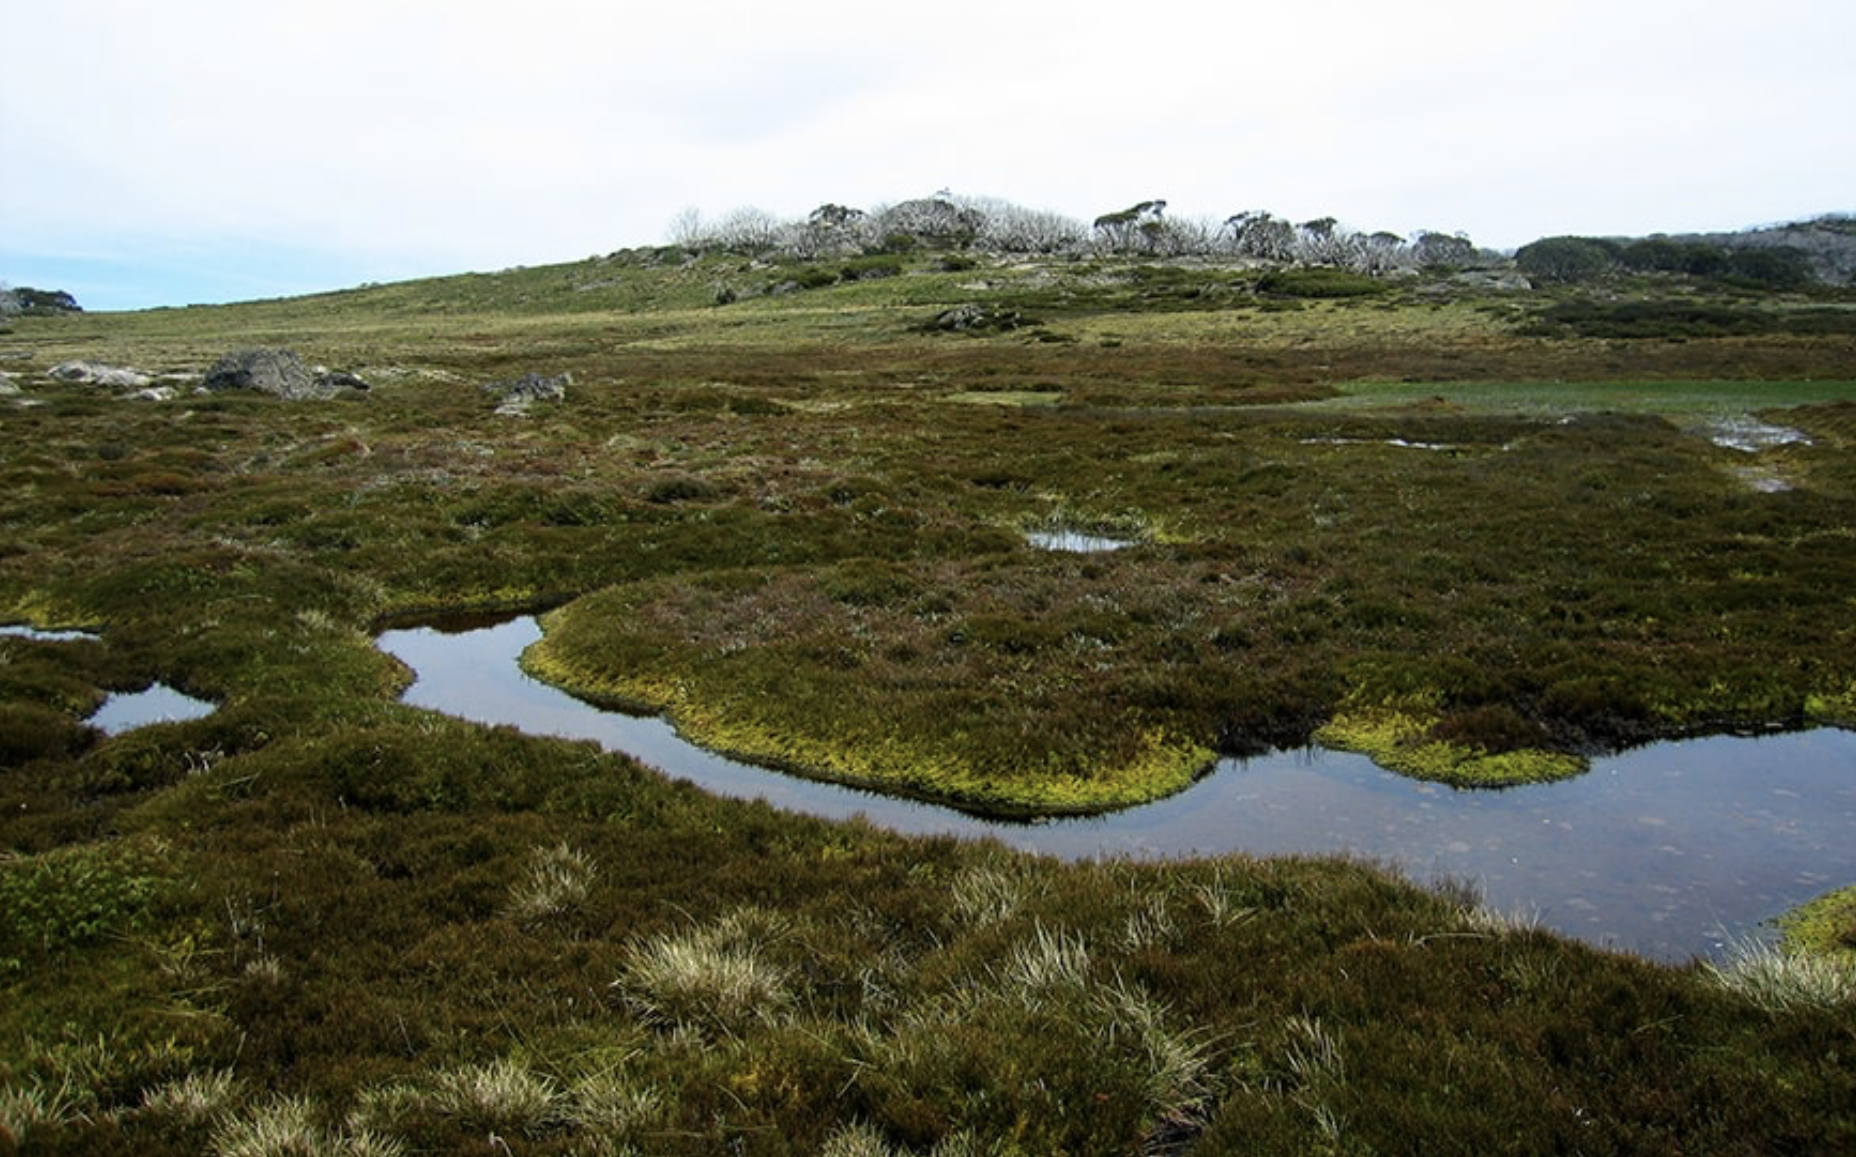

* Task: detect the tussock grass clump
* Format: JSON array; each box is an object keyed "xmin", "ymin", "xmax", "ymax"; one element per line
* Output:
[
  {"xmin": 1704, "ymin": 938, "xmax": 1856, "ymax": 1013},
  {"xmin": 348, "ymin": 1057, "xmax": 581, "ymax": 1144},
  {"xmin": 993, "ymin": 923, "xmax": 1093, "ymax": 1006},
  {"xmin": 562, "ymin": 1068, "xmax": 663, "ymax": 1137},
  {"xmin": 614, "ymin": 908, "xmax": 794, "ymax": 1038},
  {"xmin": 428, "ymin": 1057, "xmax": 561, "ymax": 1135},
  {"xmin": 139, "ymin": 1068, "xmax": 246, "ymax": 1124},
  {"xmin": 820, "ymin": 1120, "xmax": 902, "ymax": 1157},
  {"xmin": 947, "ymin": 858, "xmax": 1047, "ymax": 926},
  {"xmin": 818, "ymin": 1121, "xmax": 1008, "ymax": 1157},
  {"xmin": 1278, "ymin": 1014, "xmax": 1350, "ymax": 1146},
  {"xmin": 858, "ymin": 924, "xmax": 1218, "ymax": 1154},
  {"xmin": 211, "ymin": 1095, "xmax": 404, "ymax": 1157},
  {"xmin": 505, "ymin": 840, "xmax": 597, "ymax": 927},
  {"xmin": 0, "ymin": 1079, "xmax": 90, "ymax": 1148}
]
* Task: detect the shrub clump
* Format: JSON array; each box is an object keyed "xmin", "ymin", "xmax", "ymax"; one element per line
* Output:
[{"xmin": 1254, "ymin": 268, "xmax": 1389, "ymax": 298}]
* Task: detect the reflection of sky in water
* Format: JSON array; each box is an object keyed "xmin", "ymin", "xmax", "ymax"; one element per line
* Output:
[
  {"xmin": 1, "ymin": 624, "xmax": 101, "ymax": 642},
  {"xmin": 1025, "ymin": 530, "xmax": 1131, "ymax": 553},
  {"xmin": 6, "ymin": 626, "xmax": 218, "ymax": 734},
  {"xmin": 1704, "ymin": 417, "xmax": 1810, "ymax": 453},
  {"xmin": 379, "ymin": 617, "xmax": 1856, "ymax": 964},
  {"xmin": 88, "ymin": 684, "xmax": 216, "ymax": 735}
]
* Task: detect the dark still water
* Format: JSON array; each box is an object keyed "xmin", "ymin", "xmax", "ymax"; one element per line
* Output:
[{"xmin": 376, "ymin": 616, "xmax": 1856, "ymax": 963}]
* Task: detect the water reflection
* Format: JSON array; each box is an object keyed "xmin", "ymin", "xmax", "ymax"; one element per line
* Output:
[
  {"xmin": 377, "ymin": 616, "xmax": 1856, "ymax": 963},
  {"xmin": 1026, "ymin": 530, "xmax": 1133, "ymax": 553},
  {"xmin": 1, "ymin": 624, "xmax": 101, "ymax": 643},
  {"xmin": 88, "ymin": 684, "xmax": 217, "ymax": 735}
]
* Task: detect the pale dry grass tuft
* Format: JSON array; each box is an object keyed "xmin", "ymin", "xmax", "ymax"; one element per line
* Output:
[
  {"xmin": 211, "ymin": 1095, "xmax": 403, "ymax": 1157},
  {"xmin": 820, "ymin": 1119, "xmax": 902, "ymax": 1157},
  {"xmin": 614, "ymin": 908, "xmax": 792, "ymax": 1037},
  {"xmin": 506, "ymin": 841, "xmax": 597, "ymax": 926},
  {"xmin": 1705, "ymin": 937, "xmax": 1856, "ymax": 1013},
  {"xmin": 1190, "ymin": 867, "xmax": 1258, "ymax": 930},
  {"xmin": 994, "ymin": 924, "xmax": 1092, "ymax": 1009},
  {"xmin": 0, "ymin": 1079, "xmax": 89, "ymax": 1146},
  {"xmin": 949, "ymin": 860, "xmax": 1045, "ymax": 925},
  {"xmin": 430, "ymin": 1057, "xmax": 561, "ymax": 1133},
  {"xmin": 1457, "ymin": 902, "xmax": 1543, "ymax": 936},
  {"xmin": 1091, "ymin": 977, "xmax": 1218, "ymax": 1139},
  {"xmin": 563, "ymin": 1068, "xmax": 662, "ymax": 1135},
  {"xmin": 140, "ymin": 1067, "xmax": 244, "ymax": 1123},
  {"xmin": 1282, "ymin": 1014, "xmax": 1349, "ymax": 1146}
]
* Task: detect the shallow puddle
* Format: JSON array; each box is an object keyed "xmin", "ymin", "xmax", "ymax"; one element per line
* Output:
[
  {"xmin": 1705, "ymin": 417, "xmax": 1810, "ymax": 452},
  {"xmin": 1026, "ymin": 529, "xmax": 1133, "ymax": 553},
  {"xmin": 1, "ymin": 624, "xmax": 101, "ymax": 642},
  {"xmin": 377, "ymin": 616, "xmax": 1856, "ymax": 963},
  {"xmin": 88, "ymin": 684, "xmax": 217, "ymax": 735}
]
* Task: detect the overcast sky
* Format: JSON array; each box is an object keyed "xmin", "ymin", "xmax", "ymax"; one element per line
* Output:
[{"xmin": 4, "ymin": 0, "xmax": 1851, "ymax": 311}]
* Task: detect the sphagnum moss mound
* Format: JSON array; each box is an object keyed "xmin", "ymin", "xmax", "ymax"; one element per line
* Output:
[
  {"xmin": 522, "ymin": 567, "xmax": 1218, "ymax": 814},
  {"xmin": 2, "ymin": 247, "xmax": 1855, "ymax": 1155}
]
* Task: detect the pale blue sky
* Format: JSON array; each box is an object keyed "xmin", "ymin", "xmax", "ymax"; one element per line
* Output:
[{"xmin": 4, "ymin": 0, "xmax": 1851, "ymax": 311}]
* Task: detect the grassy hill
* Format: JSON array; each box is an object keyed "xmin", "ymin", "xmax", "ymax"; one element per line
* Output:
[{"xmin": 1, "ymin": 247, "xmax": 1854, "ymax": 1154}]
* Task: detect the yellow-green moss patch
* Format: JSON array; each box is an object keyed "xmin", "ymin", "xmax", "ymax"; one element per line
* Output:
[
  {"xmin": 1805, "ymin": 681, "xmax": 1856, "ymax": 727},
  {"xmin": 1778, "ymin": 884, "xmax": 1856, "ymax": 963},
  {"xmin": 1315, "ymin": 706, "xmax": 1588, "ymax": 788}
]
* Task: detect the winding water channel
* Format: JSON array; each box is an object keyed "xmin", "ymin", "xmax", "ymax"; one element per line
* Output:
[{"xmin": 377, "ymin": 615, "xmax": 1856, "ymax": 963}]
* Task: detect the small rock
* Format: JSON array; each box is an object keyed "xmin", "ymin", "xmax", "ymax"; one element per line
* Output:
[{"xmin": 314, "ymin": 368, "xmax": 371, "ymax": 392}]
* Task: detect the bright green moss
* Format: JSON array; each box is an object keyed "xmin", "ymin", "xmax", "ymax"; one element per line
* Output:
[
  {"xmin": 1805, "ymin": 681, "xmax": 1856, "ymax": 726},
  {"xmin": 1778, "ymin": 884, "xmax": 1856, "ymax": 962},
  {"xmin": 1315, "ymin": 706, "xmax": 1588, "ymax": 788}
]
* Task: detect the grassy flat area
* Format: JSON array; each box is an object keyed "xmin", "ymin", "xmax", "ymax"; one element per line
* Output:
[{"xmin": 2, "ymin": 250, "xmax": 1854, "ymax": 1153}]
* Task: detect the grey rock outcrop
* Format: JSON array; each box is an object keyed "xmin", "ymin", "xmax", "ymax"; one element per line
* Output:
[
  {"xmin": 484, "ymin": 371, "xmax": 570, "ymax": 415},
  {"xmin": 202, "ymin": 348, "xmax": 369, "ymax": 400},
  {"xmin": 928, "ymin": 303, "xmax": 1026, "ymax": 332},
  {"xmin": 48, "ymin": 360, "xmax": 154, "ymax": 388}
]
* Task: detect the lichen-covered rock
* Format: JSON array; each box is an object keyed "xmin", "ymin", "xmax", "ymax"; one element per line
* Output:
[
  {"xmin": 48, "ymin": 360, "xmax": 153, "ymax": 388},
  {"xmin": 928, "ymin": 303, "xmax": 1026, "ymax": 333},
  {"xmin": 202, "ymin": 349, "xmax": 368, "ymax": 400},
  {"xmin": 484, "ymin": 371, "xmax": 570, "ymax": 415},
  {"xmin": 203, "ymin": 348, "xmax": 313, "ymax": 397}
]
